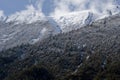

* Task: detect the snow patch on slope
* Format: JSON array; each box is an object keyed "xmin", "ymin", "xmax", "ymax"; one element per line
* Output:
[
  {"xmin": 31, "ymin": 28, "xmax": 47, "ymax": 43},
  {"xmin": 54, "ymin": 10, "xmax": 97, "ymax": 32},
  {"xmin": 30, "ymin": 18, "xmax": 62, "ymax": 44}
]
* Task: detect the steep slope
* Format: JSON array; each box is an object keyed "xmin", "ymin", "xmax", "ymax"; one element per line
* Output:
[
  {"xmin": 0, "ymin": 10, "xmax": 119, "ymax": 51},
  {"xmin": 0, "ymin": 20, "xmax": 61, "ymax": 51},
  {"xmin": 0, "ymin": 13, "xmax": 120, "ymax": 80},
  {"xmin": 0, "ymin": 11, "xmax": 96, "ymax": 50}
]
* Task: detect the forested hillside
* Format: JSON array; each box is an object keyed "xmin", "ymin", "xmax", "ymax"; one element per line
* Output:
[{"xmin": 0, "ymin": 14, "xmax": 120, "ymax": 80}]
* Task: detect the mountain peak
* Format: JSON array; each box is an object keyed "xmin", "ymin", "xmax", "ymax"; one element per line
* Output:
[{"xmin": 0, "ymin": 0, "xmax": 119, "ymax": 24}]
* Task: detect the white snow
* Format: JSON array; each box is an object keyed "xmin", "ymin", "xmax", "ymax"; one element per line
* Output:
[
  {"xmin": 83, "ymin": 43, "xmax": 87, "ymax": 48},
  {"xmin": 0, "ymin": 29, "xmax": 21, "ymax": 43},
  {"xmin": 53, "ymin": 10, "xmax": 98, "ymax": 32},
  {"xmin": 86, "ymin": 56, "xmax": 90, "ymax": 60},
  {"xmin": 30, "ymin": 28, "xmax": 47, "ymax": 44}
]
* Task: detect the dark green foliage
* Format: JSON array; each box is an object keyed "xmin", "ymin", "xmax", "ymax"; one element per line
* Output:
[
  {"xmin": 7, "ymin": 66, "xmax": 54, "ymax": 80},
  {"xmin": 0, "ymin": 56, "xmax": 15, "ymax": 80},
  {"xmin": 0, "ymin": 57, "xmax": 14, "ymax": 66},
  {"xmin": 66, "ymin": 58, "xmax": 120, "ymax": 80},
  {"xmin": 1, "ymin": 33, "xmax": 119, "ymax": 80}
]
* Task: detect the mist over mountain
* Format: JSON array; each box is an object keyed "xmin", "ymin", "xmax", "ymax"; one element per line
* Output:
[{"xmin": 0, "ymin": 0, "xmax": 120, "ymax": 19}]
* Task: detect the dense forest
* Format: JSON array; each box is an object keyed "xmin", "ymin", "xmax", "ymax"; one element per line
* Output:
[{"xmin": 0, "ymin": 14, "xmax": 120, "ymax": 80}]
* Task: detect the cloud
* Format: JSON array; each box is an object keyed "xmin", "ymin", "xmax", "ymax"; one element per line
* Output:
[
  {"xmin": 5, "ymin": 0, "xmax": 120, "ymax": 22},
  {"xmin": 0, "ymin": 10, "xmax": 5, "ymax": 17},
  {"xmin": 33, "ymin": 0, "xmax": 119, "ymax": 17},
  {"xmin": 0, "ymin": 10, "xmax": 6, "ymax": 21},
  {"xmin": 7, "ymin": 4, "xmax": 45, "ymax": 23},
  {"xmin": 29, "ymin": 0, "xmax": 44, "ymax": 12},
  {"xmin": 51, "ymin": 0, "xmax": 116, "ymax": 16}
]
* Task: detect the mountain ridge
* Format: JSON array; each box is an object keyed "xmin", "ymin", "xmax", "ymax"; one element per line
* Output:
[
  {"xmin": 0, "ymin": 0, "xmax": 120, "ymax": 51},
  {"xmin": 0, "ymin": 13, "xmax": 120, "ymax": 80}
]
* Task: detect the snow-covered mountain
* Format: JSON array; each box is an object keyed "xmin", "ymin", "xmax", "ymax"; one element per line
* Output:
[
  {"xmin": 0, "ymin": 18, "xmax": 61, "ymax": 51},
  {"xmin": 0, "ymin": 0, "xmax": 119, "ymax": 31},
  {"xmin": 0, "ymin": 0, "xmax": 120, "ymax": 50}
]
